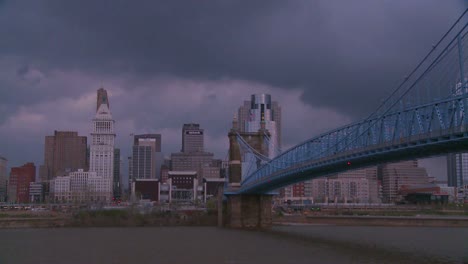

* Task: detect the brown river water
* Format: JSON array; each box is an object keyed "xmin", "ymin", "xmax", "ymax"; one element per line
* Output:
[{"xmin": 0, "ymin": 225, "xmax": 466, "ymax": 264}]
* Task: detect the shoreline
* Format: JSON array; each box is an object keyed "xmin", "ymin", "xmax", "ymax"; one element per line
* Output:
[
  {"xmin": 1, "ymin": 209, "xmax": 468, "ymax": 229},
  {"xmin": 274, "ymin": 214, "xmax": 468, "ymax": 227}
]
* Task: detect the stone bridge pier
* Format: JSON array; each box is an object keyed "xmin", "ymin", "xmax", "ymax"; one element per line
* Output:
[
  {"xmin": 225, "ymin": 193, "xmax": 273, "ymax": 228},
  {"xmin": 222, "ymin": 119, "xmax": 273, "ymax": 229}
]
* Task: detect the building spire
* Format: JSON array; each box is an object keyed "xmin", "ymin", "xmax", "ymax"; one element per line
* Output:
[{"xmin": 96, "ymin": 87, "xmax": 110, "ymax": 112}]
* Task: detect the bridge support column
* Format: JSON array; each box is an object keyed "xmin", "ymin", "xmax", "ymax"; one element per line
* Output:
[{"xmin": 225, "ymin": 194, "xmax": 273, "ymax": 229}]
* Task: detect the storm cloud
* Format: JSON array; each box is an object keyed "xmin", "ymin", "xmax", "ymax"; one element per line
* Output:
[{"xmin": 0, "ymin": 0, "xmax": 466, "ymax": 181}]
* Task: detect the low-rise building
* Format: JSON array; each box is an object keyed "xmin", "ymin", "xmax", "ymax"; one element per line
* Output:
[
  {"xmin": 50, "ymin": 169, "xmax": 111, "ymax": 203},
  {"xmin": 168, "ymin": 171, "xmax": 198, "ymax": 203},
  {"xmin": 29, "ymin": 182, "xmax": 45, "ymax": 203},
  {"xmin": 202, "ymin": 178, "xmax": 225, "ymax": 203},
  {"xmin": 132, "ymin": 179, "xmax": 159, "ymax": 202}
]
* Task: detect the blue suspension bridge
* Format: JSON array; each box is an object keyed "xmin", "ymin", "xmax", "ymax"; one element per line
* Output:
[{"xmin": 222, "ymin": 10, "xmax": 468, "ymax": 228}]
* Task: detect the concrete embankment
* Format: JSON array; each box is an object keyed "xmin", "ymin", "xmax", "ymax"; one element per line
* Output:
[{"xmin": 274, "ymin": 215, "xmax": 468, "ymax": 227}]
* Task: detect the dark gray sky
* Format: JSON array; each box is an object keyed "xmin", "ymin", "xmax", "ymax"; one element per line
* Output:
[{"xmin": 0, "ymin": 0, "xmax": 466, "ymax": 182}]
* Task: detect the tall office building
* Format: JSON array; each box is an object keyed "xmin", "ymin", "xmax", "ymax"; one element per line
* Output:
[
  {"xmin": 89, "ymin": 88, "xmax": 115, "ymax": 200},
  {"xmin": 237, "ymin": 94, "xmax": 289, "ymax": 193},
  {"xmin": 8, "ymin": 162, "xmax": 36, "ymax": 203},
  {"xmin": 238, "ymin": 94, "xmax": 281, "ymax": 158},
  {"xmin": 39, "ymin": 131, "xmax": 87, "ymax": 182},
  {"xmin": 131, "ymin": 134, "xmax": 163, "ymax": 181},
  {"xmin": 0, "ymin": 156, "xmax": 7, "ymax": 202},
  {"xmin": 171, "ymin": 124, "xmax": 220, "ymax": 182},
  {"xmin": 447, "ymin": 153, "xmax": 467, "ymax": 188},
  {"xmin": 134, "ymin": 134, "xmax": 162, "ymax": 152},
  {"xmin": 446, "ymin": 79, "xmax": 468, "ymax": 197},
  {"xmin": 171, "ymin": 151, "xmax": 216, "ymax": 182},
  {"xmin": 182, "ymin": 124, "xmax": 204, "ymax": 153}
]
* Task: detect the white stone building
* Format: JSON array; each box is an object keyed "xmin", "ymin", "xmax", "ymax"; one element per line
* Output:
[
  {"xmin": 50, "ymin": 169, "xmax": 111, "ymax": 203},
  {"xmin": 89, "ymin": 88, "xmax": 115, "ymax": 200}
]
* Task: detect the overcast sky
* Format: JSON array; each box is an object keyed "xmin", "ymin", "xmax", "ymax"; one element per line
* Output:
[{"xmin": 0, "ymin": 1, "xmax": 466, "ymax": 183}]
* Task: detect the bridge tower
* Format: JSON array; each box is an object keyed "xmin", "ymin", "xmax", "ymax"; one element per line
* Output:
[{"xmin": 224, "ymin": 117, "xmax": 273, "ymax": 228}]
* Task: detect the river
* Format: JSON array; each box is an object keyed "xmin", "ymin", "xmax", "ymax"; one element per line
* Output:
[{"xmin": 0, "ymin": 225, "xmax": 466, "ymax": 263}]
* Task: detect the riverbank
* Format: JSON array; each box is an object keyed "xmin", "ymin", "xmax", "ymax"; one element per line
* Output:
[
  {"xmin": 274, "ymin": 214, "xmax": 468, "ymax": 227},
  {"xmin": 0, "ymin": 210, "xmax": 218, "ymax": 228},
  {"xmin": 3, "ymin": 210, "xmax": 468, "ymax": 229}
]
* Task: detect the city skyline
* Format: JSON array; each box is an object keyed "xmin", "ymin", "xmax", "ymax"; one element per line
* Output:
[{"xmin": 0, "ymin": 2, "xmax": 465, "ymax": 181}]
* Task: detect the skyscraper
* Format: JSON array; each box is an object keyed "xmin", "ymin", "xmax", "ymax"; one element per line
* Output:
[
  {"xmin": 171, "ymin": 124, "xmax": 220, "ymax": 182},
  {"xmin": 131, "ymin": 134, "xmax": 163, "ymax": 181},
  {"xmin": 237, "ymin": 94, "xmax": 281, "ymax": 158},
  {"xmin": 447, "ymin": 153, "xmax": 467, "ymax": 188},
  {"xmin": 134, "ymin": 134, "xmax": 162, "ymax": 152},
  {"xmin": 89, "ymin": 87, "xmax": 115, "ymax": 200},
  {"xmin": 39, "ymin": 131, "xmax": 87, "ymax": 182},
  {"xmin": 237, "ymin": 94, "xmax": 285, "ymax": 192},
  {"xmin": 446, "ymin": 79, "xmax": 468, "ymax": 197},
  {"xmin": 182, "ymin": 124, "xmax": 204, "ymax": 153}
]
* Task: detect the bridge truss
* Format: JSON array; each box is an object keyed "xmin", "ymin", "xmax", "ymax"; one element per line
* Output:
[{"xmin": 236, "ymin": 9, "xmax": 468, "ymax": 194}]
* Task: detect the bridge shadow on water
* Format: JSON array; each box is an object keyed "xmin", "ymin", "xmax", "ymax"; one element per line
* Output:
[{"xmin": 249, "ymin": 226, "xmax": 466, "ymax": 264}]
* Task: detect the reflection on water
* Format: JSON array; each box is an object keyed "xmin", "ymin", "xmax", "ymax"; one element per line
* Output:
[{"xmin": 0, "ymin": 226, "xmax": 466, "ymax": 264}]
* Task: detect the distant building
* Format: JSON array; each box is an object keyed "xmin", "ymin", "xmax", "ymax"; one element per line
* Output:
[
  {"xmin": 130, "ymin": 134, "xmax": 163, "ymax": 180},
  {"xmin": 292, "ymin": 167, "xmax": 380, "ymax": 204},
  {"xmin": 132, "ymin": 179, "xmax": 159, "ymax": 202},
  {"xmin": 378, "ymin": 160, "xmax": 430, "ymax": 203},
  {"xmin": 89, "ymin": 87, "xmax": 115, "ymax": 200},
  {"xmin": 171, "ymin": 151, "xmax": 216, "ymax": 182},
  {"xmin": 128, "ymin": 156, "xmax": 133, "ymax": 190},
  {"xmin": 170, "ymin": 124, "xmax": 221, "ymax": 184},
  {"xmin": 29, "ymin": 182, "xmax": 45, "ymax": 203},
  {"xmin": 134, "ymin": 134, "xmax": 162, "ymax": 152},
  {"xmin": 113, "ymin": 148, "xmax": 121, "ymax": 198},
  {"xmin": 237, "ymin": 94, "xmax": 289, "ymax": 195},
  {"xmin": 168, "ymin": 171, "xmax": 199, "ymax": 203},
  {"xmin": 447, "ymin": 153, "xmax": 466, "ymax": 187},
  {"xmin": 8, "ymin": 163, "xmax": 36, "ymax": 203},
  {"xmin": 237, "ymin": 94, "xmax": 281, "ymax": 158},
  {"xmin": 202, "ymin": 178, "xmax": 225, "ymax": 203},
  {"xmin": 128, "ymin": 172, "xmax": 222, "ymax": 204},
  {"xmin": 39, "ymin": 131, "xmax": 87, "ymax": 182},
  {"xmin": 96, "ymin": 87, "xmax": 109, "ymax": 111},
  {"xmin": 312, "ymin": 176, "xmax": 369, "ymax": 203},
  {"xmin": 201, "ymin": 164, "xmax": 221, "ymax": 179},
  {"xmin": 0, "ymin": 156, "xmax": 7, "ymax": 202},
  {"xmin": 399, "ymin": 184, "xmax": 449, "ymax": 204},
  {"xmin": 182, "ymin": 124, "xmax": 204, "ymax": 153},
  {"xmin": 160, "ymin": 164, "xmax": 170, "ymax": 184},
  {"xmin": 49, "ymin": 169, "xmax": 111, "ymax": 203}
]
